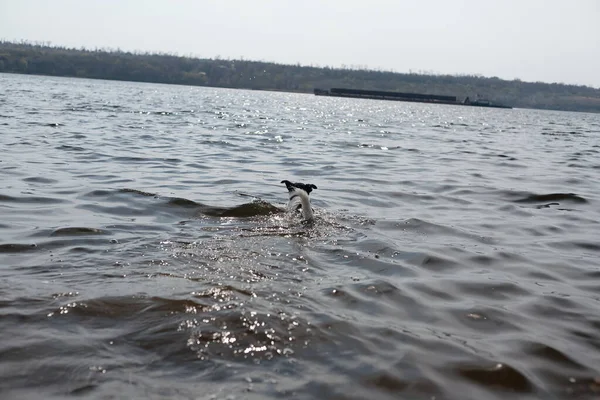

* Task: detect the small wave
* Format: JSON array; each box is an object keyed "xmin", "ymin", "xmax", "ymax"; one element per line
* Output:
[
  {"xmin": 202, "ymin": 201, "xmax": 284, "ymax": 218},
  {"xmin": 56, "ymin": 144, "xmax": 85, "ymax": 152},
  {"xmin": 162, "ymin": 194, "xmax": 283, "ymax": 218},
  {"xmin": 454, "ymin": 362, "xmax": 533, "ymax": 392},
  {"xmin": 0, "ymin": 243, "xmax": 38, "ymax": 253},
  {"xmin": 165, "ymin": 197, "xmax": 202, "ymax": 208},
  {"xmin": 513, "ymin": 192, "xmax": 588, "ymax": 204},
  {"xmin": 25, "ymin": 122, "xmax": 63, "ymax": 127},
  {"xmin": 120, "ymin": 188, "xmax": 157, "ymax": 197},
  {"xmin": 0, "ymin": 193, "xmax": 66, "ymax": 204},
  {"xmin": 535, "ymin": 202, "xmax": 561, "ymax": 209},
  {"xmin": 496, "ymin": 154, "xmax": 518, "ymax": 160},
  {"xmin": 184, "ymin": 162, "xmax": 211, "ymax": 170},
  {"xmin": 380, "ymin": 218, "xmax": 495, "ymax": 244},
  {"xmin": 116, "ymin": 187, "xmax": 286, "ymax": 220},
  {"xmin": 22, "ymin": 176, "xmax": 58, "ymax": 184},
  {"xmin": 151, "ymin": 111, "xmax": 178, "ymax": 116},
  {"xmin": 50, "ymin": 227, "xmax": 109, "ymax": 237},
  {"xmin": 112, "ymin": 156, "xmax": 149, "ymax": 163},
  {"xmin": 44, "ymin": 292, "xmax": 313, "ymax": 364},
  {"xmin": 548, "ymin": 241, "xmax": 600, "ymax": 252}
]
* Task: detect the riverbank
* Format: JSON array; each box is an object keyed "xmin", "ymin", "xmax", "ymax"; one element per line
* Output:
[{"xmin": 1, "ymin": 41, "xmax": 599, "ymax": 113}]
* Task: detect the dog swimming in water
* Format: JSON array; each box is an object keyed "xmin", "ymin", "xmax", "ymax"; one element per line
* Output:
[{"xmin": 281, "ymin": 180, "xmax": 318, "ymax": 221}]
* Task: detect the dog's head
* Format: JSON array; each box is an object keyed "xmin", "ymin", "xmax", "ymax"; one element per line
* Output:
[{"xmin": 281, "ymin": 180, "xmax": 318, "ymax": 195}]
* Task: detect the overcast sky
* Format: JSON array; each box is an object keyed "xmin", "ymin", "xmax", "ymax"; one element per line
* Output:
[{"xmin": 1, "ymin": 0, "xmax": 599, "ymax": 87}]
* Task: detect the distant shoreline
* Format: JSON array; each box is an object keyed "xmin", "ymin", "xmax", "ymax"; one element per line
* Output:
[{"xmin": 1, "ymin": 41, "xmax": 599, "ymax": 113}]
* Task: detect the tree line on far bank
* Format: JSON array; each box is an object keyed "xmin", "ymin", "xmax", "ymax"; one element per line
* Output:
[{"xmin": 2, "ymin": 40, "xmax": 600, "ymax": 113}]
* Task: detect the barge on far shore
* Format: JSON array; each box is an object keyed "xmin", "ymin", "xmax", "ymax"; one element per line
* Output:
[{"xmin": 314, "ymin": 88, "xmax": 512, "ymax": 109}]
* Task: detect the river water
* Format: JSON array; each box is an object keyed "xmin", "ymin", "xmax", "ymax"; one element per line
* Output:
[{"xmin": 1, "ymin": 73, "xmax": 599, "ymax": 399}]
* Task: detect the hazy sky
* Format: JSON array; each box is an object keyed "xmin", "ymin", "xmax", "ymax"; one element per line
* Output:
[{"xmin": 1, "ymin": 0, "xmax": 599, "ymax": 87}]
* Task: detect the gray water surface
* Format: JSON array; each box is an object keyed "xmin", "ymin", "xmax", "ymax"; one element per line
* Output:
[{"xmin": 1, "ymin": 73, "xmax": 600, "ymax": 400}]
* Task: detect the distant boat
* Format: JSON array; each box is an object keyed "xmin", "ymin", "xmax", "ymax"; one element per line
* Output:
[
  {"xmin": 462, "ymin": 96, "xmax": 512, "ymax": 109},
  {"xmin": 314, "ymin": 88, "xmax": 512, "ymax": 109}
]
